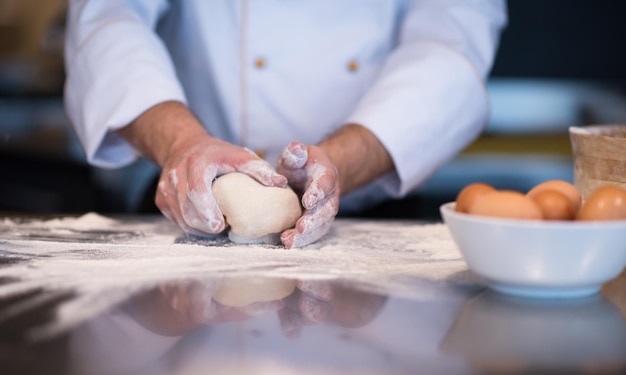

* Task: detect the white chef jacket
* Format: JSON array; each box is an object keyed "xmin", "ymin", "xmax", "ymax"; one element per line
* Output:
[{"xmin": 64, "ymin": 0, "xmax": 507, "ymax": 212}]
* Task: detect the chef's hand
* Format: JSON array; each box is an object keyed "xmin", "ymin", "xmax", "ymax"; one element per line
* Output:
[
  {"xmin": 156, "ymin": 135, "xmax": 287, "ymax": 236},
  {"xmin": 118, "ymin": 101, "xmax": 287, "ymax": 236},
  {"xmin": 277, "ymin": 142, "xmax": 340, "ymax": 248}
]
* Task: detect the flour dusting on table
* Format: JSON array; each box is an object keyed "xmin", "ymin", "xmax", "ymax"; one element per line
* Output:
[{"xmin": 0, "ymin": 213, "xmax": 473, "ymax": 338}]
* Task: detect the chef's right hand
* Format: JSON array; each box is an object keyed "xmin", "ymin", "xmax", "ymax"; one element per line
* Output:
[
  {"xmin": 277, "ymin": 142, "xmax": 340, "ymax": 248},
  {"xmin": 156, "ymin": 134, "xmax": 287, "ymax": 236},
  {"xmin": 277, "ymin": 280, "xmax": 388, "ymax": 339}
]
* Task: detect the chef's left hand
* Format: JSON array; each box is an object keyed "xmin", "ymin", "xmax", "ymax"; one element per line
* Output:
[{"xmin": 277, "ymin": 142, "xmax": 340, "ymax": 248}]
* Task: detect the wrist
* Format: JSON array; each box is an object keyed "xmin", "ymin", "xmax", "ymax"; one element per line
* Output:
[
  {"xmin": 319, "ymin": 124, "xmax": 394, "ymax": 195},
  {"xmin": 118, "ymin": 101, "xmax": 210, "ymax": 167}
]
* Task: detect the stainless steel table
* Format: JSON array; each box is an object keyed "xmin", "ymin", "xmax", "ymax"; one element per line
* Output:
[{"xmin": 1, "ymin": 214, "xmax": 626, "ymax": 375}]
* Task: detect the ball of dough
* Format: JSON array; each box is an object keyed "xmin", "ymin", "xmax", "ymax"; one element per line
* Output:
[
  {"xmin": 213, "ymin": 277, "xmax": 297, "ymax": 307},
  {"xmin": 212, "ymin": 172, "xmax": 302, "ymax": 244}
]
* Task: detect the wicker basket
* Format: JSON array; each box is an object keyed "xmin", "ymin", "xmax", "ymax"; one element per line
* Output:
[{"xmin": 570, "ymin": 125, "xmax": 626, "ymax": 200}]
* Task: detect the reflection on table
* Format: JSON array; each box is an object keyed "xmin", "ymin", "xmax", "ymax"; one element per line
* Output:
[{"xmin": 4, "ymin": 272, "xmax": 626, "ymax": 375}]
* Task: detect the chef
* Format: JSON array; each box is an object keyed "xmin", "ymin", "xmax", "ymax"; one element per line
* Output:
[{"xmin": 63, "ymin": 0, "xmax": 507, "ymax": 248}]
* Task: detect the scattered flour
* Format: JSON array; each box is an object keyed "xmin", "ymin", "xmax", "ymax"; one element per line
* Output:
[
  {"xmin": 0, "ymin": 213, "xmax": 472, "ymax": 339},
  {"xmin": 33, "ymin": 212, "xmax": 122, "ymax": 230}
]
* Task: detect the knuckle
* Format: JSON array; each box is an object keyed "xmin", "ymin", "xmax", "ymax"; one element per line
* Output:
[{"xmin": 186, "ymin": 152, "xmax": 203, "ymax": 166}]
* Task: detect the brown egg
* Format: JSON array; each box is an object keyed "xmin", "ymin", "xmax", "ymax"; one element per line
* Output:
[
  {"xmin": 527, "ymin": 180, "xmax": 582, "ymax": 214},
  {"xmin": 577, "ymin": 185, "xmax": 626, "ymax": 221},
  {"xmin": 529, "ymin": 189, "xmax": 577, "ymax": 220},
  {"xmin": 455, "ymin": 182, "xmax": 496, "ymax": 213},
  {"xmin": 469, "ymin": 190, "xmax": 543, "ymax": 220}
]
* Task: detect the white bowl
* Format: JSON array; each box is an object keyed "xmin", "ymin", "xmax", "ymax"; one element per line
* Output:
[{"xmin": 440, "ymin": 202, "xmax": 626, "ymax": 298}]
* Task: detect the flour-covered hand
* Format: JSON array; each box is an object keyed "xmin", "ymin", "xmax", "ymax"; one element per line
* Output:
[
  {"xmin": 156, "ymin": 136, "xmax": 287, "ymax": 236},
  {"xmin": 277, "ymin": 142, "xmax": 339, "ymax": 248}
]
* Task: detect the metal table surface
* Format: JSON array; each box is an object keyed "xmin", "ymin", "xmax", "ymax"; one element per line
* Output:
[{"xmin": 1, "ymin": 214, "xmax": 626, "ymax": 375}]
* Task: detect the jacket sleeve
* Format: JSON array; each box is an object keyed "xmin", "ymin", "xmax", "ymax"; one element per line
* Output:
[
  {"xmin": 346, "ymin": 0, "xmax": 508, "ymax": 197},
  {"xmin": 64, "ymin": 0, "xmax": 188, "ymax": 168}
]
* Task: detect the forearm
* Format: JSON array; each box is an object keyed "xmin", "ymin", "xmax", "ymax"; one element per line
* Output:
[
  {"xmin": 319, "ymin": 124, "xmax": 394, "ymax": 196},
  {"xmin": 118, "ymin": 101, "xmax": 210, "ymax": 167}
]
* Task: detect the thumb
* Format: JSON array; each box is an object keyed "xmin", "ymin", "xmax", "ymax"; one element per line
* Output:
[
  {"xmin": 237, "ymin": 159, "xmax": 288, "ymax": 188},
  {"xmin": 278, "ymin": 142, "xmax": 308, "ymax": 170}
]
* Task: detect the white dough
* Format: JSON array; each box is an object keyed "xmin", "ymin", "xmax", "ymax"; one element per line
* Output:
[
  {"xmin": 212, "ymin": 172, "xmax": 302, "ymax": 244},
  {"xmin": 212, "ymin": 277, "xmax": 297, "ymax": 307}
]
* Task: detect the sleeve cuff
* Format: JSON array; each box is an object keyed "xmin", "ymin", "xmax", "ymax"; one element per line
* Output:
[
  {"xmin": 64, "ymin": 20, "xmax": 188, "ymax": 169},
  {"xmin": 346, "ymin": 41, "xmax": 489, "ymax": 197}
]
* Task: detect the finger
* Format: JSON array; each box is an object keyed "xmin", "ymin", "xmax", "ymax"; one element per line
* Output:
[
  {"xmin": 156, "ymin": 171, "xmax": 198, "ymax": 234},
  {"xmin": 277, "ymin": 142, "xmax": 308, "ymax": 190},
  {"xmin": 299, "ymin": 293, "xmax": 332, "ymax": 324},
  {"xmin": 281, "ymin": 198, "xmax": 337, "ymax": 248},
  {"xmin": 180, "ymin": 198, "xmax": 219, "ymax": 234},
  {"xmin": 277, "ymin": 306, "xmax": 303, "ymax": 339},
  {"xmin": 301, "ymin": 163, "xmax": 338, "ymax": 210},
  {"xmin": 185, "ymin": 281, "xmax": 221, "ymax": 323},
  {"xmin": 159, "ymin": 281, "xmax": 188, "ymax": 313},
  {"xmin": 281, "ymin": 221, "xmax": 332, "ymax": 249},
  {"xmin": 278, "ymin": 142, "xmax": 308, "ymax": 170},
  {"xmin": 296, "ymin": 195, "xmax": 338, "ymax": 236},
  {"xmin": 297, "ymin": 280, "xmax": 334, "ymax": 301},
  {"xmin": 184, "ymin": 163, "xmax": 226, "ymax": 233},
  {"xmin": 238, "ymin": 159, "xmax": 288, "ymax": 188},
  {"xmin": 238, "ymin": 300, "xmax": 284, "ymax": 317},
  {"xmin": 155, "ymin": 180, "xmax": 175, "ymax": 222}
]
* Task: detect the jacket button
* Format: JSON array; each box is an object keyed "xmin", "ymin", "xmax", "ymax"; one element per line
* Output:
[
  {"xmin": 254, "ymin": 58, "xmax": 266, "ymax": 69},
  {"xmin": 348, "ymin": 60, "xmax": 359, "ymax": 72}
]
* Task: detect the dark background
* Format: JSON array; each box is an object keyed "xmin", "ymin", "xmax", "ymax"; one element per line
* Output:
[
  {"xmin": 1, "ymin": 0, "xmax": 626, "ymax": 218},
  {"xmin": 492, "ymin": 0, "xmax": 626, "ymax": 82}
]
